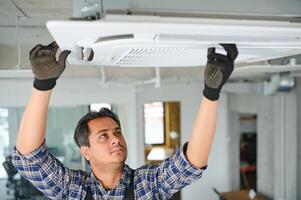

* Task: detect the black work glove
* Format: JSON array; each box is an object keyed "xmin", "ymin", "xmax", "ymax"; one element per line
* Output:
[
  {"xmin": 30, "ymin": 41, "xmax": 70, "ymax": 91},
  {"xmin": 203, "ymin": 44, "xmax": 238, "ymax": 101}
]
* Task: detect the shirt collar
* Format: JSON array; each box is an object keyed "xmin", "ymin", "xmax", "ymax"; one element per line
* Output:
[{"xmin": 89, "ymin": 164, "xmax": 133, "ymax": 191}]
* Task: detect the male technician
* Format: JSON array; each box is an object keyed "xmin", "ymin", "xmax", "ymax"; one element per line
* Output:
[{"xmin": 12, "ymin": 41, "xmax": 238, "ymax": 199}]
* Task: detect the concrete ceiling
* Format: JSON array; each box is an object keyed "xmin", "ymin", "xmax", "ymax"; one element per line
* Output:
[{"xmin": 0, "ymin": 0, "xmax": 301, "ymax": 83}]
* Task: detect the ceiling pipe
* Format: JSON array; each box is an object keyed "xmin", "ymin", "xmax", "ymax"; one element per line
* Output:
[
  {"xmin": 155, "ymin": 67, "xmax": 160, "ymax": 88},
  {"xmin": 0, "ymin": 69, "xmax": 32, "ymax": 78},
  {"xmin": 98, "ymin": 66, "xmax": 106, "ymax": 85},
  {"xmin": 135, "ymin": 67, "xmax": 161, "ymax": 88},
  {"xmin": 233, "ymin": 63, "xmax": 301, "ymax": 75},
  {"xmin": 264, "ymin": 72, "xmax": 295, "ymax": 95},
  {"xmin": 7, "ymin": 0, "xmax": 28, "ymax": 70},
  {"xmin": 14, "ymin": 15, "xmax": 21, "ymax": 70},
  {"xmin": 8, "ymin": 0, "xmax": 28, "ymax": 18}
]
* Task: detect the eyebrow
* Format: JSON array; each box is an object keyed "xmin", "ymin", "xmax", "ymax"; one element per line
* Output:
[{"xmin": 96, "ymin": 127, "xmax": 121, "ymax": 135}]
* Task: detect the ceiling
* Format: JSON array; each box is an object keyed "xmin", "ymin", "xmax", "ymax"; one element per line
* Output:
[{"xmin": 1, "ymin": 0, "xmax": 301, "ymax": 83}]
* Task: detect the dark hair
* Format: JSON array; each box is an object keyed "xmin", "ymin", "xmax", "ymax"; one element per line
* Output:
[{"xmin": 74, "ymin": 107, "xmax": 121, "ymax": 148}]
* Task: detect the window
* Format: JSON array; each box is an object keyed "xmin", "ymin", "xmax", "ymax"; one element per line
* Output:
[
  {"xmin": 45, "ymin": 106, "xmax": 89, "ymax": 170},
  {"xmin": 89, "ymin": 103, "xmax": 111, "ymax": 111},
  {"xmin": 0, "ymin": 108, "xmax": 9, "ymax": 178},
  {"xmin": 144, "ymin": 102, "xmax": 165, "ymax": 145}
]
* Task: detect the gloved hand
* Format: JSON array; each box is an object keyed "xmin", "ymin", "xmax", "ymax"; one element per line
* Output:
[
  {"xmin": 30, "ymin": 41, "xmax": 70, "ymax": 91},
  {"xmin": 203, "ymin": 43, "xmax": 238, "ymax": 101}
]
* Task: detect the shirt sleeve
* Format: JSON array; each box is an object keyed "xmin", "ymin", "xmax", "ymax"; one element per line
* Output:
[
  {"xmin": 12, "ymin": 142, "xmax": 73, "ymax": 199},
  {"xmin": 157, "ymin": 142, "xmax": 207, "ymax": 199}
]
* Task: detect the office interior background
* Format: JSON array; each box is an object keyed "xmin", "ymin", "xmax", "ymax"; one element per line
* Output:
[{"xmin": 0, "ymin": 0, "xmax": 301, "ymax": 199}]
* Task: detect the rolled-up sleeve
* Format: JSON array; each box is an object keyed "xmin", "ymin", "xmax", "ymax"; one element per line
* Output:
[
  {"xmin": 12, "ymin": 142, "xmax": 49, "ymax": 166},
  {"xmin": 174, "ymin": 142, "xmax": 207, "ymax": 178},
  {"xmin": 158, "ymin": 142, "xmax": 207, "ymax": 198},
  {"xmin": 12, "ymin": 142, "xmax": 71, "ymax": 199}
]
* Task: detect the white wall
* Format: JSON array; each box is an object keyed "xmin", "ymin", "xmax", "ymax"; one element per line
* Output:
[
  {"xmin": 296, "ymin": 78, "xmax": 301, "ymax": 200},
  {"xmin": 273, "ymin": 92, "xmax": 297, "ymax": 200}
]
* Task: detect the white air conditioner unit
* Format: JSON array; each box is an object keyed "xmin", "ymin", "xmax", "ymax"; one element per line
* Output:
[{"xmin": 46, "ymin": 15, "xmax": 301, "ymax": 67}]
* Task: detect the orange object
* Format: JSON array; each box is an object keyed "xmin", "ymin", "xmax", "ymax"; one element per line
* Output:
[{"xmin": 240, "ymin": 164, "xmax": 256, "ymax": 172}]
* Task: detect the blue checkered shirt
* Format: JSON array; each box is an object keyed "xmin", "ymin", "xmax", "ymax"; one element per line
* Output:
[{"xmin": 12, "ymin": 142, "xmax": 206, "ymax": 199}]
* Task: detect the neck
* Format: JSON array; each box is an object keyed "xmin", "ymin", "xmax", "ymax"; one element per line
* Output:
[{"xmin": 92, "ymin": 163, "xmax": 124, "ymax": 190}]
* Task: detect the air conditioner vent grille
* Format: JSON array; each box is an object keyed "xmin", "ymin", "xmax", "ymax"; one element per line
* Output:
[{"xmin": 116, "ymin": 47, "xmax": 203, "ymax": 66}]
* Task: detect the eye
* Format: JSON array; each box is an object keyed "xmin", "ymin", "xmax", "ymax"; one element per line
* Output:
[
  {"xmin": 98, "ymin": 133, "xmax": 107, "ymax": 140},
  {"xmin": 116, "ymin": 130, "xmax": 122, "ymax": 135}
]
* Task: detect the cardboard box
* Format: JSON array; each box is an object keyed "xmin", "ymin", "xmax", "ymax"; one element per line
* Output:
[{"xmin": 219, "ymin": 190, "xmax": 265, "ymax": 200}]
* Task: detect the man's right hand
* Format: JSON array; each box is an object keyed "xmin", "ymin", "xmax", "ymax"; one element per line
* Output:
[{"xmin": 30, "ymin": 41, "xmax": 70, "ymax": 91}]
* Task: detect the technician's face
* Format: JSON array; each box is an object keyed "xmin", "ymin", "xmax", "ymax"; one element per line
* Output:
[{"xmin": 81, "ymin": 117, "xmax": 127, "ymax": 167}]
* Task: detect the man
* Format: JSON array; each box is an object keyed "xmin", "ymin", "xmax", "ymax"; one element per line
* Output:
[{"xmin": 12, "ymin": 41, "xmax": 238, "ymax": 199}]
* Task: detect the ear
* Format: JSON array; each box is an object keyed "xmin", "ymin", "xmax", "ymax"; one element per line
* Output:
[{"xmin": 80, "ymin": 146, "xmax": 90, "ymax": 161}]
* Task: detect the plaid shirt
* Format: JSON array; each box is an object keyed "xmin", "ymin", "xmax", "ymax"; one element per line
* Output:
[{"xmin": 12, "ymin": 142, "xmax": 206, "ymax": 200}]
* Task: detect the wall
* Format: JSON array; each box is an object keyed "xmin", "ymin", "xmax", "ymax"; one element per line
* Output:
[
  {"xmin": 228, "ymin": 89, "xmax": 298, "ymax": 200},
  {"xmin": 297, "ymin": 77, "xmax": 301, "ymax": 200},
  {"xmin": 273, "ymin": 92, "xmax": 297, "ymax": 200}
]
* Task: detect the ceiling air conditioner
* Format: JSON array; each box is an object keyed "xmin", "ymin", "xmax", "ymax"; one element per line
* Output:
[{"xmin": 46, "ymin": 15, "xmax": 301, "ymax": 67}]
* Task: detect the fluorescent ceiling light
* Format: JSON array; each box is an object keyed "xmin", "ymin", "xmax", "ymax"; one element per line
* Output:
[{"xmin": 47, "ymin": 15, "xmax": 301, "ymax": 67}]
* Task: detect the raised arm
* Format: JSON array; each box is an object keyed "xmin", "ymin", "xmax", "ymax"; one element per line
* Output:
[
  {"xmin": 16, "ymin": 42, "xmax": 70, "ymax": 154},
  {"xmin": 186, "ymin": 44, "xmax": 238, "ymax": 168},
  {"xmin": 16, "ymin": 89, "xmax": 51, "ymax": 154}
]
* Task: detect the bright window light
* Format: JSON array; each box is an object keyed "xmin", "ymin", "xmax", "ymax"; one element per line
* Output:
[
  {"xmin": 144, "ymin": 102, "xmax": 165, "ymax": 145},
  {"xmin": 90, "ymin": 103, "xmax": 111, "ymax": 111},
  {"xmin": 147, "ymin": 147, "xmax": 174, "ymax": 161}
]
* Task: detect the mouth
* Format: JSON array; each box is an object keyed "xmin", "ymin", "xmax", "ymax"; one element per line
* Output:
[{"xmin": 111, "ymin": 147, "xmax": 124, "ymax": 154}]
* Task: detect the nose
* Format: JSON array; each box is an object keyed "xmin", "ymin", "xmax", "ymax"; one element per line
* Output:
[{"xmin": 111, "ymin": 134, "xmax": 121, "ymax": 146}]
